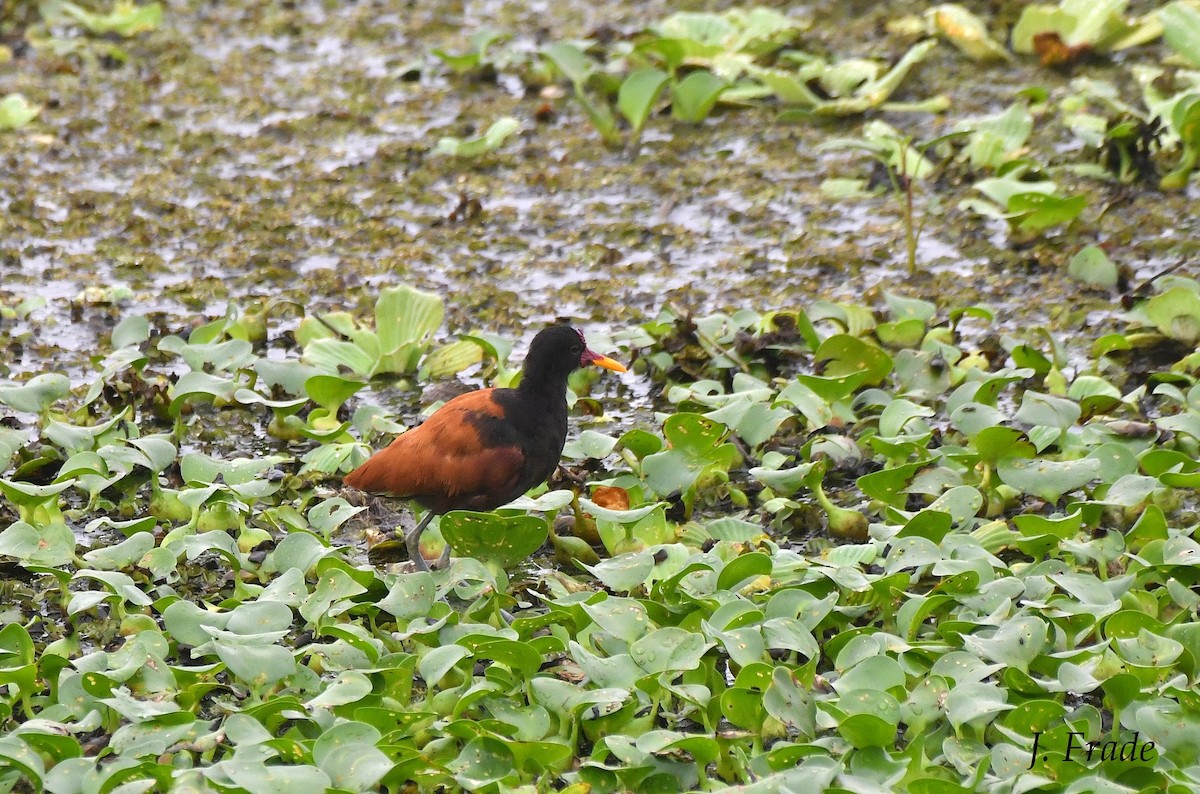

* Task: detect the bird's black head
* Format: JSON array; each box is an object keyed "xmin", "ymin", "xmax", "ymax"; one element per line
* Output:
[{"xmin": 520, "ymin": 325, "xmax": 625, "ymax": 391}]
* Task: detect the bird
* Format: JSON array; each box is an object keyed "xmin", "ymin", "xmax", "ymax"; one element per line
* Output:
[{"xmin": 344, "ymin": 324, "xmax": 626, "ymax": 570}]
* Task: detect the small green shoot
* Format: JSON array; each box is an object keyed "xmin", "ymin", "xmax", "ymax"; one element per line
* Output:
[
  {"xmin": 0, "ymin": 94, "xmax": 41, "ymax": 130},
  {"xmin": 432, "ymin": 28, "xmax": 509, "ymax": 74},
  {"xmin": 822, "ymin": 123, "xmax": 966, "ymax": 274},
  {"xmin": 542, "ymin": 42, "xmax": 622, "ymax": 147},
  {"xmin": 434, "ymin": 116, "xmax": 521, "ymax": 158}
]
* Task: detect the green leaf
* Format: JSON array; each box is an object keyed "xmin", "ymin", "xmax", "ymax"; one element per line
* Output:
[
  {"xmin": 110, "ymin": 314, "xmax": 151, "ymax": 348},
  {"xmin": 832, "ymin": 656, "xmax": 906, "ymax": 693},
  {"xmin": 161, "ymin": 337, "xmax": 255, "ymax": 372},
  {"xmin": 945, "ymin": 681, "xmax": 1011, "ymax": 730},
  {"xmin": 307, "ymin": 497, "xmax": 366, "ymax": 538},
  {"xmin": 301, "ymin": 338, "xmax": 375, "ymax": 377},
  {"xmin": 1067, "ymin": 245, "xmax": 1118, "ymax": 288},
  {"xmin": 964, "ymin": 616, "xmax": 1048, "ymax": 673},
  {"xmin": 1132, "ymin": 701, "xmax": 1200, "ymax": 762},
  {"xmin": 643, "ymin": 413, "xmax": 739, "ymax": 497},
  {"xmin": 717, "ymin": 552, "xmax": 772, "ymax": 590},
  {"xmin": 299, "ymin": 567, "xmax": 368, "ymax": 622},
  {"xmin": 810, "ymin": 39, "xmax": 939, "ymax": 115},
  {"xmin": 305, "ymin": 670, "xmax": 373, "ymax": 708},
  {"xmin": 1141, "ymin": 286, "xmax": 1200, "ymax": 344},
  {"xmin": 0, "ymin": 374, "xmax": 71, "ymax": 413},
  {"xmin": 704, "ymin": 397, "xmax": 791, "ymax": 449},
  {"xmin": 169, "ymin": 372, "xmax": 237, "ymax": 415},
  {"xmin": 180, "ymin": 452, "xmax": 287, "ymax": 486},
  {"xmin": 884, "ymin": 292, "xmax": 937, "ymax": 323},
  {"xmin": 619, "ymin": 428, "xmax": 664, "ymax": 459},
  {"xmin": 950, "ymin": 402, "xmax": 1006, "ymax": 437},
  {"xmin": 0, "ymin": 736, "xmax": 44, "ymax": 788},
  {"xmin": 630, "ymin": 627, "xmax": 712, "ymax": 674},
  {"xmin": 814, "ymin": 335, "xmax": 893, "ymax": 384},
  {"xmin": 618, "ymin": 68, "xmax": 669, "ymax": 134},
  {"xmin": 0, "ymin": 427, "xmax": 27, "ymax": 469},
  {"xmin": 750, "ymin": 461, "xmax": 817, "ymax": 495},
  {"xmin": 1008, "ymin": 191, "xmax": 1088, "ymax": 233},
  {"xmin": 585, "ymin": 552, "xmax": 655, "ymax": 591},
  {"xmin": 749, "ymin": 65, "xmax": 823, "ymax": 106},
  {"xmin": 578, "ymin": 498, "xmax": 666, "ymax": 525},
  {"xmin": 1086, "ymin": 442, "xmax": 1137, "ymax": 481},
  {"xmin": 434, "ymin": 116, "xmax": 521, "ymax": 158},
  {"xmin": 562, "ymin": 430, "xmax": 619, "ymax": 460},
  {"xmin": 304, "ymin": 374, "xmax": 365, "ymax": 412},
  {"xmin": 1014, "ymin": 391, "xmax": 1081, "ymax": 429},
  {"xmin": 459, "ymin": 635, "xmax": 543, "ymax": 677},
  {"xmin": 0, "ymin": 94, "xmax": 41, "ymax": 130},
  {"xmin": 542, "ymin": 41, "xmax": 594, "ymax": 86},
  {"xmin": 440, "ymin": 511, "xmax": 549, "ymax": 569},
  {"xmin": 838, "ymin": 712, "xmax": 897, "ymax": 749},
  {"xmin": 961, "ymin": 102, "xmax": 1032, "ymax": 171},
  {"xmin": 973, "ymin": 169, "xmax": 1057, "ymax": 207},
  {"xmin": 450, "ymin": 736, "xmax": 515, "ymax": 790},
  {"xmin": 1011, "ymin": 0, "xmax": 1149, "ymax": 53},
  {"xmin": 311, "ymin": 722, "xmax": 392, "ymax": 791},
  {"xmin": 418, "ymin": 644, "xmax": 469, "ymax": 687},
  {"xmin": 671, "ymin": 71, "xmax": 728, "ymax": 123},
  {"xmin": 374, "ymin": 284, "xmax": 444, "ymax": 373},
  {"xmin": 224, "ymin": 762, "xmax": 332, "ymax": 792},
  {"xmin": 81, "ymin": 533, "xmax": 155, "ymax": 570},
  {"xmin": 998, "ymin": 457, "xmax": 1101, "ymax": 501},
  {"xmin": 421, "ymin": 339, "xmax": 484, "ymax": 379},
  {"xmin": 211, "ymin": 640, "xmax": 296, "ymax": 687},
  {"xmin": 255, "ymin": 359, "xmax": 321, "ymax": 395},
  {"xmin": 762, "ymin": 666, "xmax": 816, "ymax": 736},
  {"xmin": 1162, "ymin": 2, "xmax": 1200, "ymax": 67},
  {"xmin": 857, "ymin": 461, "xmax": 926, "ymax": 507},
  {"xmin": 582, "ymin": 597, "xmax": 653, "ymax": 643},
  {"xmin": 0, "ymin": 521, "xmax": 76, "ymax": 566},
  {"xmin": 109, "ymin": 713, "xmax": 199, "ymax": 757}
]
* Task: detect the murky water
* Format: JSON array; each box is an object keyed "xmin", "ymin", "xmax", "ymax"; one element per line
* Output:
[{"xmin": 2, "ymin": 0, "xmax": 1196, "ymax": 386}]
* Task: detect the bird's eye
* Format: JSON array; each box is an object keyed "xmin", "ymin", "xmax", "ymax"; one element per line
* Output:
[{"xmin": 571, "ymin": 345, "xmax": 582, "ymax": 355}]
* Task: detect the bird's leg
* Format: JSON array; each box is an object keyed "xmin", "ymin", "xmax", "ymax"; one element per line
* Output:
[
  {"xmin": 433, "ymin": 543, "xmax": 451, "ymax": 570},
  {"xmin": 551, "ymin": 464, "xmax": 589, "ymax": 490},
  {"xmin": 404, "ymin": 512, "xmax": 435, "ymax": 572}
]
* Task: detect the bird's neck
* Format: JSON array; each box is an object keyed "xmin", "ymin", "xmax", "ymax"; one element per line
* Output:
[
  {"xmin": 516, "ymin": 373, "xmax": 569, "ymax": 406},
  {"xmin": 507, "ymin": 377, "xmax": 569, "ymax": 447}
]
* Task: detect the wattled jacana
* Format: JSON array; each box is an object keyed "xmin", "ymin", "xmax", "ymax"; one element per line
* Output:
[{"xmin": 344, "ymin": 325, "xmax": 626, "ymax": 570}]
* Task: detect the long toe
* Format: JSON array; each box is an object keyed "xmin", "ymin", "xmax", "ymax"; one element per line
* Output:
[
  {"xmin": 406, "ymin": 533, "xmax": 430, "ymax": 572},
  {"xmin": 431, "ymin": 544, "xmax": 452, "ymax": 570}
]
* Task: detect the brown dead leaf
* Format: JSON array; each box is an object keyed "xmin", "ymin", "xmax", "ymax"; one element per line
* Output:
[
  {"xmin": 590, "ymin": 485, "xmax": 630, "ymax": 511},
  {"xmin": 1033, "ymin": 32, "xmax": 1091, "ymax": 67}
]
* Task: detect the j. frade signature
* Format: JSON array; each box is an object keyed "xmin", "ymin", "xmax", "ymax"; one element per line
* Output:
[{"xmin": 1028, "ymin": 730, "xmax": 1156, "ymax": 768}]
